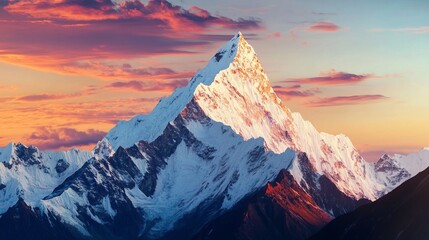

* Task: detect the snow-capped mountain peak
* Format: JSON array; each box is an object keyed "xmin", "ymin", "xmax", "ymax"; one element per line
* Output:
[
  {"xmin": 0, "ymin": 142, "xmax": 93, "ymax": 214},
  {"xmin": 104, "ymin": 33, "xmax": 385, "ymax": 202},
  {"xmin": 374, "ymin": 148, "xmax": 429, "ymax": 195},
  {"xmin": 105, "ymin": 33, "xmax": 244, "ymax": 150},
  {"xmin": 105, "ymin": 32, "xmax": 292, "ymax": 153},
  {"xmin": 0, "ymin": 142, "xmax": 15, "ymax": 163}
]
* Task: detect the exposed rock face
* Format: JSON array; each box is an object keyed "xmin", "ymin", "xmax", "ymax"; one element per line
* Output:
[
  {"xmin": 194, "ymin": 170, "xmax": 332, "ymax": 240},
  {"xmin": 55, "ymin": 159, "xmax": 70, "ymax": 173},
  {"xmin": 296, "ymin": 152, "xmax": 370, "ymax": 217}
]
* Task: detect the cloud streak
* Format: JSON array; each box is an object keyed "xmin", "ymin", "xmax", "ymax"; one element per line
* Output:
[
  {"xmin": 61, "ymin": 62, "xmax": 194, "ymax": 80},
  {"xmin": 107, "ymin": 79, "xmax": 189, "ymax": 92},
  {"xmin": 273, "ymin": 85, "xmax": 320, "ymax": 99},
  {"xmin": 371, "ymin": 26, "xmax": 429, "ymax": 34},
  {"xmin": 27, "ymin": 127, "xmax": 107, "ymax": 150},
  {"xmin": 287, "ymin": 69, "xmax": 372, "ymax": 85},
  {"xmin": 306, "ymin": 21, "xmax": 340, "ymax": 32},
  {"xmin": 17, "ymin": 93, "xmax": 82, "ymax": 102},
  {"xmin": 308, "ymin": 95, "xmax": 388, "ymax": 107}
]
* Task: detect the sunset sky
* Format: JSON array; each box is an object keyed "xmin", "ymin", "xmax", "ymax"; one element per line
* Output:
[{"xmin": 0, "ymin": 0, "xmax": 428, "ymax": 161}]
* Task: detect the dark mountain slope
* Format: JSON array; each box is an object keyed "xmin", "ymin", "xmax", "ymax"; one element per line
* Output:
[
  {"xmin": 0, "ymin": 200, "xmax": 79, "ymax": 240},
  {"xmin": 311, "ymin": 165, "xmax": 429, "ymax": 240},
  {"xmin": 194, "ymin": 170, "xmax": 331, "ymax": 240}
]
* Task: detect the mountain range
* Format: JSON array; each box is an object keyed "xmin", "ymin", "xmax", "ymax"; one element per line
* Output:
[{"xmin": 0, "ymin": 33, "xmax": 428, "ymax": 240}]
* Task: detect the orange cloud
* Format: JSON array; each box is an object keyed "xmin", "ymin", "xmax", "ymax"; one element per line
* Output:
[
  {"xmin": 107, "ymin": 79, "xmax": 189, "ymax": 92},
  {"xmin": 0, "ymin": 95, "xmax": 162, "ymax": 149},
  {"xmin": 272, "ymin": 85, "xmax": 320, "ymax": 100},
  {"xmin": 287, "ymin": 69, "xmax": 373, "ymax": 85},
  {"xmin": 306, "ymin": 21, "xmax": 340, "ymax": 32},
  {"xmin": 17, "ymin": 93, "xmax": 83, "ymax": 102},
  {"xmin": 307, "ymin": 95, "xmax": 388, "ymax": 107},
  {"xmin": 26, "ymin": 127, "xmax": 107, "ymax": 150},
  {"xmin": 61, "ymin": 62, "xmax": 194, "ymax": 80}
]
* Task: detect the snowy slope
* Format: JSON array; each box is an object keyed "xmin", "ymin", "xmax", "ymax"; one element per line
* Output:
[
  {"xmin": 374, "ymin": 148, "xmax": 429, "ymax": 196},
  {"xmin": 43, "ymin": 101, "xmax": 295, "ymax": 239},
  {"xmin": 0, "ymin": 142, "xmax": 92, "ymax": 214}
]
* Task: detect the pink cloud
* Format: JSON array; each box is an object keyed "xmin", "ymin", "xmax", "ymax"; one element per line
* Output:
[
  {"xmin": 269, "ymin": 31, "xmax": 281, "ymax": 39},
  {"xmin": 287, "ymin": 69, "xmax": 372, "ymax": 85},
  {"xmin": 308, "ymin": 95, "xmax": 388, "ymax": 107},
  {"xmin": 61, "ymin": 62, "xmax": 194, "ymax": 80},
  {"xmin": 272, "ymin": 85, "xmax": 320, "ymax": 99},
  {"xmin": 286, "ymin": 30, "xmax": 307, "ymax": 45},
  {"xmin": 3, "ymin": 0, "xmax": 261, "ymax": 30},
  {"xmin": 107, "ymin": 79, "xmax": 189, "ymax": 92},
  {"xmin": 306, "ymin": 21, "xmax": 340, "ymax": 32},
  {"xmin": 27, "ymin": 127, "xmax": 107, "ymax": 150},
  {"xmin": 17, "ymin": 93, "xmax": 82, "ymax": 102},
  {"xmin": 188, "ymin": 6, "xmax": 210, "ymax": 19}
]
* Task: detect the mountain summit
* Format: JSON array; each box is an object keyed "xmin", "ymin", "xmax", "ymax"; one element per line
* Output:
[{"xmin": 106, "ymin": 32, "xmax": 290, "ymax": 153}]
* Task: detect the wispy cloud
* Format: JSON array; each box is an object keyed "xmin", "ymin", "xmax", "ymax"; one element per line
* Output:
[
  {"xmin": 268, "ymin": 31, "xmax": 282, "ymax": 39},
  {"xmin": 60, "ymin": 62, "xmax": 194, "ymax": 80},
  {"xmin": 370, "ymin": 26, "xmax": 429, "ymax": 34},
  {"xmin": 286, "ymin": 30, "xmax": 307, "ymax": 45},
  {"xmin": 0, "ymin": 84, "xmax": 17, "ymax": 91},
  {"xmin": 17, "ymin": 93, "xmax": 83, "ymax": 102},
  {"xmin": 27, "ymin": 127, "xmax": 107, "ymax": 150},
  {"xmin": 0, "ymin": 97, "xmax": 15, "ymax": 103},
  {"xmin": 311, "ymin": 12, "xmax": 336, "ymax": 16},
  {"xmin": 273, "ymin": 84, "xmax": 320, "ymax": 99},
  {"xmin": 107, "ymin": 79, "xmax": 189, "ymax": 92},
  {"xmin": 308, "ymin": 95, "xmax": 388, "ymax": 107},
  {"xmin": 0, "ymin": 97, "xmax": 160, "ymax": 128},
  {"xmin": 286, "ymin": 69, "xmax": 372, "ymax": 85},
  {"xmin": 306, "ymin": 21, "xmax": 340, "ymax": 32},
  {"xmin": 393, "ymin": 26, "xmax": 429, "ymax": 34}
]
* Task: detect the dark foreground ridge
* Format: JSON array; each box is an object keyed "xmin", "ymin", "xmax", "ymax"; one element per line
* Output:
[{"xmin": 311, "ymin": 165, "xmax": 429, "ymax": 240}]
